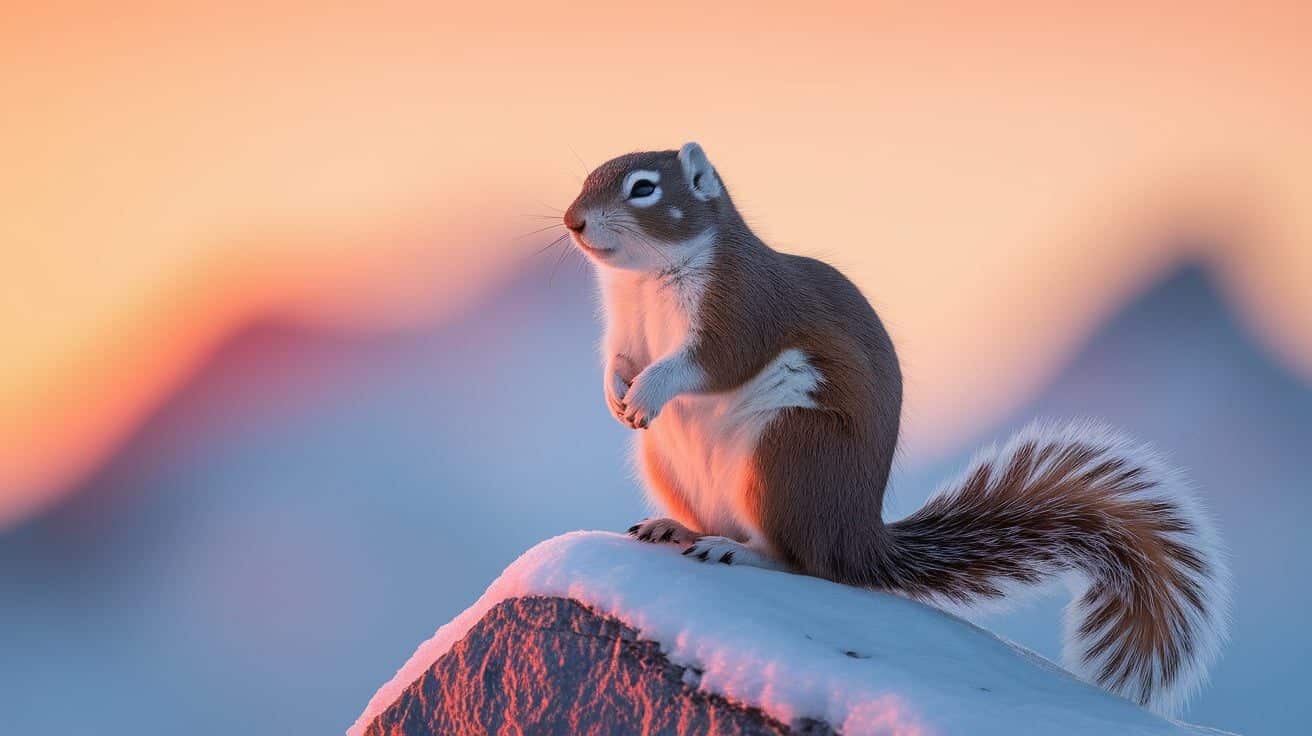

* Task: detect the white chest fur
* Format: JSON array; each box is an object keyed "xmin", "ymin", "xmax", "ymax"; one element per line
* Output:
[
  {"xmin": 598, "ymin": 267, "xmax": 702, "ymax": 366},
  {"xmin": 597, "ymin": 263, "xmax": 823, "ymax": 541}
]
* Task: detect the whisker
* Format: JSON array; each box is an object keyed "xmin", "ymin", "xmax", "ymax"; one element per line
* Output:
[
  {"xmin": 568, "ymin": 145, "xmax": 590, "ymax": 176},
  {"xmin": 514, "ymin": 222, "xmax": 565, "ymax": 240},
  {"xmin": 612, "ymin": 222, "xmax": 656, "ymax": 257},
  {"xmin": 526, "ymin": 232, "xmax": 570, "ymax": 258},
  {"xmin": 549, "ymin": 240, "xmax": 575, "ymax": 286},
  {"xmin": 613, "ymin": 221, "xmax": 674, "ymax": 270},
  {"xmin": 535, "ymin": 200, "xmax": 564, "ymax": 214}
]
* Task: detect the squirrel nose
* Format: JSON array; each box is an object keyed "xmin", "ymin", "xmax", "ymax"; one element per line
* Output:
[{"xmin": 564, "ymin": 206, "xmax": 587, "ymax": 233}]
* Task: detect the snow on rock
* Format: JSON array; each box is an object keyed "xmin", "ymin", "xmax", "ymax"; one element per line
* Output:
[{"xmin": 350, "ymin": 532, "xmax": 1231, "ymax": 736}]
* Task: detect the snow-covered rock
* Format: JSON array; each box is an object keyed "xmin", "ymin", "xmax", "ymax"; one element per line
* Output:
[
  {"xmin": 360, "ymin": 595, "xmax": 814, "ymax": 735},
  {"xmin": 350, "ymin": 532, "xmax": 1232, "ymax": 736}
]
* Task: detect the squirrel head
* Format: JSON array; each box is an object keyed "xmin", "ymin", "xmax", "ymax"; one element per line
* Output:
[{"xmin": 564, "ymin": 142, "xmax": 728, "ymax": 272}]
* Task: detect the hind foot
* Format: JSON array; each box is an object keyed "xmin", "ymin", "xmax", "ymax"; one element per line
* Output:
[{"xmin": 682, "ymin": 536, "xmax": 790, "ymax": 571}]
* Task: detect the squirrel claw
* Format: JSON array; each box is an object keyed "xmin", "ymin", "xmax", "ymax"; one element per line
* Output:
[
  {"xmin": 683, "ymin": 536, "xmax": 769, "ymax": 569},
  {"xmin": 630, "ymin": 518, "xmax": 696, "ymax": 546}
]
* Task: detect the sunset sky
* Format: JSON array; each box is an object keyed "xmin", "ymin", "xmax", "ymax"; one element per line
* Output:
[{"xmin": 4, "ymin": 2, "xmax": 1311, "ymax": 527}]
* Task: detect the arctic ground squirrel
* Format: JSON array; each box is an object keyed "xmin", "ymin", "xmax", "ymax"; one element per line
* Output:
[{"xmin": 563, "ymin": 142, "xmax": 1229, "ymax": 716}]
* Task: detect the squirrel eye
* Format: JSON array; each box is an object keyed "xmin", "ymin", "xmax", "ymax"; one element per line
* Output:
[{"xmin": 628, "ymin": 180, "xmax": 657, "ymax": 199}]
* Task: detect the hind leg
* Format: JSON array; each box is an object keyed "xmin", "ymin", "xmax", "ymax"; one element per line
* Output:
[{"xmin": 749, "ymin": 409, "xmax": 894, "ymax": 586}]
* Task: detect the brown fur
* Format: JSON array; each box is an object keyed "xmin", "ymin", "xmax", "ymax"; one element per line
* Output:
[
  {"xmin": 691, "ymin": 230, "xmax": 904, "ymax": 578},
  {"xmin": 888, "ymin": 437, "xmax": 1213, "ymax": 706}
]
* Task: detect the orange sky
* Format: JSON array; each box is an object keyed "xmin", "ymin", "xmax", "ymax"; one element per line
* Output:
[{"xmin": 3, "ymin": 2, "xmax": 1311, "ymax": 527}]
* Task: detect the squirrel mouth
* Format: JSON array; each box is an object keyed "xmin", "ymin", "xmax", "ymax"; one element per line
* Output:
[{"xmin": 571, "ymin": 236, "xmax": 615, "ymax": 258}]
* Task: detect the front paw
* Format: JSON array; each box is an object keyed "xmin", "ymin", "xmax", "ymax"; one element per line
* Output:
[
  {"xmin": 618, "ymin": 368, "xmax": 670, "ymax": 430},
  {"xmin": 604, "ymin": 354, "xmax": 639, "ymax": 426},
  {"xmin": 605, "ymin": 370, "xmax": 630, "ymax": 422}
]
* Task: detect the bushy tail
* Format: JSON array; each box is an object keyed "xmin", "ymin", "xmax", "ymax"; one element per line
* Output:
[{"xmin": 886, "ymin": 421, "xmax": 1229, "ymax": 716}]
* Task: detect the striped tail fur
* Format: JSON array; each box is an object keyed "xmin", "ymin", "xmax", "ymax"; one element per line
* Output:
[{"xmin": 886, "ymin": 421, "xmax": 1229, "ymax": 716}]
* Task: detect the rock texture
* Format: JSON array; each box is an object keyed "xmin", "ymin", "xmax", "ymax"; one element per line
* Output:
[{"xmin": 363, "ymin": 596, "xmax": 832, "ymax": 736}]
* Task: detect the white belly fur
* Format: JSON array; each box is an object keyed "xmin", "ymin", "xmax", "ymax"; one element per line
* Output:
[
  {"xmin": 640, "ymin": 348, "xmax": 822, "ymax": 539},
  {"xmin": 599, "ymin": 262, "xmax": 822, "ymax": 542}
]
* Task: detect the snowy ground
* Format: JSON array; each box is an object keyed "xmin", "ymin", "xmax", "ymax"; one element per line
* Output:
[{"xmin": 351, "ymin": 532, "xmax": 1232, "ymax": 736}]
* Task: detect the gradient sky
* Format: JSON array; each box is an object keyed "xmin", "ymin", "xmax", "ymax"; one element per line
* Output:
[{"xmin": 4, "ymin": 3, "xmax": 1311, "ymax": 526}]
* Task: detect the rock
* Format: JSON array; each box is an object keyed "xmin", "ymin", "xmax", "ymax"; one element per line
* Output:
[{"xmin": 362, "ymin": 596, "xmax": 827, "ymax": 736}]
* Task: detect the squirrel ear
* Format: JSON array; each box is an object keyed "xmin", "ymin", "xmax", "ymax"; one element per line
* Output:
[{"xmin": 678, "ymin": 142, "xmax": 722, "ymax": 200}]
